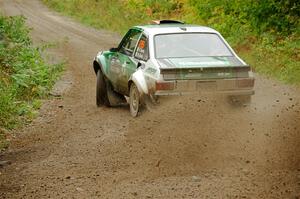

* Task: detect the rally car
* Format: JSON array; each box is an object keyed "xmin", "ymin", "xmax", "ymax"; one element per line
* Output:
[{"xmin": 93, "ymin": 20, "xmax": 255, "ymax": 117}]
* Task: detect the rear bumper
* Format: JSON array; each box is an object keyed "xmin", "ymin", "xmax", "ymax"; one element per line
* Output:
[
  {"xmin": 154, "ymin": 78, "xmax": 255, "ymax": 96},
  {"xmin": 155, "ymin": 89, "xmax": 254, "ymax": 96}
]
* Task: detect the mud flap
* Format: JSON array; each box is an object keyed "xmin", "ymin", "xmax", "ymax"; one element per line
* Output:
[
  {"xmin": 144, "ymin": 94, "xmax": 159, "ymax": 112},
  {"xmin": 106, "ymin": 82, "xmax": 127, "ymax": 107}
]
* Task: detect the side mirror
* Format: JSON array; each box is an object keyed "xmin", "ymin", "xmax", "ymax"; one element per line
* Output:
[{"xmin": 109, "ymin": 47, "xmax": 118, "ymax": 52}]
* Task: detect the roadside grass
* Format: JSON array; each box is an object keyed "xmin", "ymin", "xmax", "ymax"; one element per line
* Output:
[
  {"xmin": 0, "ymin": 15, "xmax": 64, "ymax": 150},
  {"xmin": 42, "ymin": 0, "xmax": 299, "ymax": 85},
  {"xmin": 239, "ymin": 33, "xmax": 300, "ymax": 84}
]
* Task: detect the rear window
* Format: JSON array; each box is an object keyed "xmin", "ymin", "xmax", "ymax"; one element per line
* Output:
[{"xmin": 154, "ymin": 33, "xmax": 233, "ymax": 58}]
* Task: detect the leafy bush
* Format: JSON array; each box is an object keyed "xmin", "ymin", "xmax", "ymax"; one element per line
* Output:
[
  {"xmin": 189, "ymin": 0, "xmax": 299, "ymax": 34},
  {"xmin": 187, "ymin": 0, "xmax": 299, "ymax": 83},
  {"xmin": 0, "ymin": 15, "xmax": 63, "ymax": 130}
]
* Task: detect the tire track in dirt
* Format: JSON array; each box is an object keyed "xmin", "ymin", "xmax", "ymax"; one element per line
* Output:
[{"xmin": 0, "ymin": 0, "xmax": 299, "ymax": 198}]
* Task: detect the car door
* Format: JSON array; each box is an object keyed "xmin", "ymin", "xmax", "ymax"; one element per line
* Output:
[{"xmin": 109, "ymin": 29, "xmax": 142, "ymax": 94}]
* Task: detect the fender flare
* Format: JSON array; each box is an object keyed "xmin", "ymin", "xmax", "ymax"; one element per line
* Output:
[
  {"xmin": 93, "ymin": 52, "xmax": 108, "ymax": 76},
  {"xmin": 93, "ymin": 60, "xmax": 102, "ymax": 75},
  {"xmin": 129, "ymin": 69, "xmax": 148, "ymax": 95}
]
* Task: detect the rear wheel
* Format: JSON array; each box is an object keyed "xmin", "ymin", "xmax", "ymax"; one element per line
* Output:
[
  {"xmin": 96, "ymin": 70, "xmax": 110, "ymax": 107},
  {"xmin": 129, "ymin": 83, "xmax": 141, "ymax": 117}
]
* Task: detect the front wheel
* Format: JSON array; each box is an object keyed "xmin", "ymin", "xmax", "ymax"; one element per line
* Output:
[{"xmin": 129, "ymin": 83, "xmax": 141, "ymax": 117}]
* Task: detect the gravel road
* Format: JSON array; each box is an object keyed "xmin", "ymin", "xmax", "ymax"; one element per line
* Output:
[{"xmin": 0, "ymin": 0, "xmax": 299, "ymax": 198}]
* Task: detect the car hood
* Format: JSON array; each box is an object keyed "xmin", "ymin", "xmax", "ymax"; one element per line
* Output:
[{"xmin": 157, "ymin": 57, "xmax": 245, "ymax": 68}]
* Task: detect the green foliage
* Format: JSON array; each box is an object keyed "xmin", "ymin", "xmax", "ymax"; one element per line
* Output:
[
  {"xmin": 0, "ymin": 15, "xmax": 63, "ymax": 130},
  {"xmin": 189, "ymin": 0, "xmax": 300, "ymax": 84},
  {"xmin": 42, "ymin": 0, "xmax": 185, "ymax": 33},
  {"xmin": 240, "ymin": 33, "xmax": 300, "ymax": 84},
  {"xmin": 0, "ymin": 83, "xmax": 17, "ymax": 128},
  {"xmin": 189, "ymin": 0, "xmax": 299, "ymax": 34}
]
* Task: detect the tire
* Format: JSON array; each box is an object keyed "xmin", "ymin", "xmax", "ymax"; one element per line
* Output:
[
  {"xmin": 129, "ymin": 83, "xmax": 141, "ymax": 117},
  {"xmin": 96, "ymin": 70, "xmax": 110, "ymax": 107}
]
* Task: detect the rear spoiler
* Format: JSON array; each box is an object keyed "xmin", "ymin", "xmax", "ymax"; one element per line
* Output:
[{"xmin": 150, "ymin": 20, "xmax": 185, "ymax": 25}]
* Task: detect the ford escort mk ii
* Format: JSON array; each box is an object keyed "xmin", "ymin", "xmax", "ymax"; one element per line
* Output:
[{"xmin": 93, "ymin": 20, "xmax": 255, "ymax": 116}]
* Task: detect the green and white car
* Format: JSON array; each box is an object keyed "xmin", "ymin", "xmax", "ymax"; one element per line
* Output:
[{"xmin": 93, "ymin": 20, "xmax": 255, "ymax": 117}]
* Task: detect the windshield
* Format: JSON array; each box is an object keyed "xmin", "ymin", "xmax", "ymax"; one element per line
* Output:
[{"xmin": 154, "ymin": 33, "xmax": 233, "ymax": 58}]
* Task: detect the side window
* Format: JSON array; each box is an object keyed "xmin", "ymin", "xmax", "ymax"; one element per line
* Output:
[
  {"xmin": 119, "ymin": 30, "xmax": 141, "ymax": 56},
  {"xmin": 134, "ymin": 35, "xmax": 149, "ymax": 61}
]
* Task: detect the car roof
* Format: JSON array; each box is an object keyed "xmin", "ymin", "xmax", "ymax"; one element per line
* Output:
[{"xmin": 134, "ymin": 24, "xmax": 219, "ymax": 36}]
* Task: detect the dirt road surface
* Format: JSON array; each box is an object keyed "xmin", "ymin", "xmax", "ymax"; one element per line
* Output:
[{"xmin": 0, "ymin": 0, "xmax": 300, "ymax": 198}]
